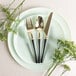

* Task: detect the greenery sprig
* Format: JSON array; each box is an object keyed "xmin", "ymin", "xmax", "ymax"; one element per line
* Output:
[
  {"xmin": 46, "ymin": 39, "xmax": 76, "ymax": 76},
  {"xmin": 0, "ymin": 0, "xmax": 25, "ymax": 41}
]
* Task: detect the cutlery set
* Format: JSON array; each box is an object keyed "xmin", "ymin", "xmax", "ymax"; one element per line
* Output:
[{"xmin": 26, "ymin": 12, "xmax": 53, "ymax": 63}]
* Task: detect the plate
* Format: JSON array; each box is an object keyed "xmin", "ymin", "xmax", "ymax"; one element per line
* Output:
[{"xmin": 8, "ymin": 7, "xmax": 71, "ymax": 71}]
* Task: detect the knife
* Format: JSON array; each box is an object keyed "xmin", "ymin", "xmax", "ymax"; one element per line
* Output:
[{"xmin": 41, "ymin": 12, "xmax": 53, "ymax": 62}]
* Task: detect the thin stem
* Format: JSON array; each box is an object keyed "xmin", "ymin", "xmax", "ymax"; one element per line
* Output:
[
  {"xmin": 48, "ymin": 62, "xmax": 59, "ymax": 76},
  {"xmin": 11, "ymin": 0, "xmax": 25, "ymax": 16},
  {"xmin": 8, "ymin": 0, "xmax": 15, "ymax": 8},
  {"xmin": 43, "ymin": 62, "xmax": 55, "ymax": 76},
  {"xmin": 60, "ymin": 70, "xmax": 66, "ymax": 76},
  {"xmin": 45, "ymin": 62, "xmax": 55, "ymax": 75}
]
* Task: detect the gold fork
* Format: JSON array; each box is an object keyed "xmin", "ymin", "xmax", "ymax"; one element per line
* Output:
[{"xmin": 26, "ymin": 18, "xmax": 37, "ymax": 63}]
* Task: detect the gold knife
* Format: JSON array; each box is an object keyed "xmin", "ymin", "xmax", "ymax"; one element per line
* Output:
[{"xmin": 41, "ymin": 12, "xmax": 53, "ymax": 62}]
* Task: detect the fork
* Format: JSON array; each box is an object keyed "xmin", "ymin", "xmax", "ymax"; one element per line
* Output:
[{"xmin": 26, "ymin": 18, "xmax": 37, "ymax": 63}]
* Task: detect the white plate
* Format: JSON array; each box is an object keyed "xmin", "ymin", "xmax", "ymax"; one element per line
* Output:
[{"xmin": 8, "ymin": 7, "xmax": 71, "ymax": 71}]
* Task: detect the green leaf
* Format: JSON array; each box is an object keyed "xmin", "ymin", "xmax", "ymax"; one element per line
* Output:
[
  {"xmin": 62, "ymin": 64, "xmax": 71, "ymax": 71},
  {"xmin": 47, "ymin": 39, "xmax": 76, "ymax": 76},
  {"xmin": 0, "ymin": 33, "xmax": 3, "ymax": 40}
]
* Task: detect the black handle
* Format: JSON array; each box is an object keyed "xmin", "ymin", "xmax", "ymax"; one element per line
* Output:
[
  {"xmin": 38, "ymin": 39, "xmax": 40, "ymax": 63},
  {"xmin": 41, "ymin": 39, "xmax": 46, "ymax": 63},
  {"xmin": 32, "ymin": 40, "xmax": 37, "ymax": 63}
]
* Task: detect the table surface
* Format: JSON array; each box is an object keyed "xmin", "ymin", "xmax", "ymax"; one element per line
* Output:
[{"xmin": 0, "ymin": 0, "xmax": 76, "ymax": 76}]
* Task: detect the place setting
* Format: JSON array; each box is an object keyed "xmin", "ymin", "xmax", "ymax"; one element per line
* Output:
[{"xmin": 8, "ymin": 7, "xmax": 71, "ymax": 71}]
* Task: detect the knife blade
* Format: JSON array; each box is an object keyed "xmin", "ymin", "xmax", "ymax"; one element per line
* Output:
[
  {"xmin": 41, "ymin": 12, "xmax": 53, "ymax": 62},
  {"xmin": 44, "ymin": 12, "xmax": 53, "ymax": 35}
]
